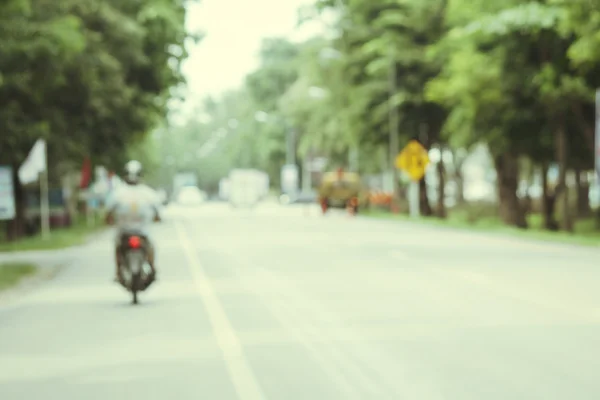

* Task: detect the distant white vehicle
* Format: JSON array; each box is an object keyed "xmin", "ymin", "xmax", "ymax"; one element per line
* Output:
[
  {"xmin": 228, "ymin": 169, "xmax": 267, "ymax": 207},
  {"xmin": 173, "ymin": 172, "xmax": 198, "ymax": 199},
  {"xmin": 219, "ymin": 178, "xmax": 230, "ymax": 201},
  {"xmin": 176, "ymin": 186, "xmax": 206, "ymax": 206}
]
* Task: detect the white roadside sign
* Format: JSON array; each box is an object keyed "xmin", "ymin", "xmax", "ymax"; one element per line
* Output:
[
  {"xmin": 281, "ymin": 164, "xmax": 298, "ymax": 195},
  {"xmin": 0, "ymin": 166, "xmax": 16, "ymax": 220}
]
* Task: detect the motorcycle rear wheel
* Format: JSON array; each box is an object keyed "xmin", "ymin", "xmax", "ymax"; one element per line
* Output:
[{"xmin": 131, "ymin": 272, "xmax": 141, "ymax": 304}]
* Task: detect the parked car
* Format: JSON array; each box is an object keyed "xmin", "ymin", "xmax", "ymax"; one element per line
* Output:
[{"xmin": 176, "ymin": 186, "xmax": 207, "ymax": 206}]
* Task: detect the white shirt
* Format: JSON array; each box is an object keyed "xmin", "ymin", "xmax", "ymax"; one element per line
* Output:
[{"xmin": 105, "ymin": 183, "xmax": 159, "ymax": 235}]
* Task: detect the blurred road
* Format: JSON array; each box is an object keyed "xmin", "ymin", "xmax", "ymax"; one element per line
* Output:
[{"xmin": 1, "ymin": 201, "xmax": 600, "ymax": 399}]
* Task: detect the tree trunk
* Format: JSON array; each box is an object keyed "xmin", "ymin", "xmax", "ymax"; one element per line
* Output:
[
  {"xmin": 494, "ymin": 152, "xmax": 527, "ymax": 228},
  {"xmin": 452, "ymin": 150, "xmax": 466, "ymax": 205},
  {"xmin": 556, "ymin": 126, "xmax": 573, "ymax": 232},
  {"xmin": 5, "ymin": 163, "xmax": 25, "ymax": 241},
  {"xmin": 521, "ymin": 159, "xmax": 535, "ymax": 216},
  {"xmin": 436, "ymin": 151, "xmax": 446, "ymax": 218},
  {"xmin": 417, "ymin": 123, "xmax": 433, "ymax": 216},
  {"xmin": 571, "ymin": 102, "xmax": 594, "ymax": 151},
  {"xmin": 456, "ymin": 173, "xmax": 467, "ymax": 206},
  {"xmin": 575, "ymin": 169, "xmax": 591, "ymax": 218},
  {"xmin": 455, "ymin": 171, "xmax": 465, "ymax": 205},
  {"xmin": 541, "ymin": 163, "xmax": 559, "ymax": 230},
  {"xmin": 64, "ymin": 174, "xmax": 79, "ymax": 226},
  {"xmin": 419, "ymin": 178, "xmax": 433, "ymax": 216}
]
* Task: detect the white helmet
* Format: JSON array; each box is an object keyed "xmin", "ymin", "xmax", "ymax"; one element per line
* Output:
[{"xmin": 123, "ymin": 160, "xmax": 143, "ymax": 185}]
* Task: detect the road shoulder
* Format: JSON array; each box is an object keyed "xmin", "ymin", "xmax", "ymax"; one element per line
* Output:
[
  {"xmin": 361, "ymin": 211, "xmax": 600, "ymax": 250},
  {"xmin": 0, "ymin": 262, "xmax": 64, "ymax": 305}
]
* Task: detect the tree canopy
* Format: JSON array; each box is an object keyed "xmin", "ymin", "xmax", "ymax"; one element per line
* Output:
[
  {"xmin": 0, "ymin": 0, "xmax": 196, "ymax": 239},
  {"xmin": 0, "ymin": 0, "xmax": 195, "ymax": 172},
  {"xmin": 137, "ymin": 0, "xmax": 600, "ymax": 233}
]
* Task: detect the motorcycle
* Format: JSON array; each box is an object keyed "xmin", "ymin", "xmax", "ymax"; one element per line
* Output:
[{"xmin": 117, "ymin": 232, "xmax": 155, "ymax": 304}]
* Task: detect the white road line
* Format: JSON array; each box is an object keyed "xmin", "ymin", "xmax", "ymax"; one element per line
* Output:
[
  {"xmin": 237, "ymin": 269, "xmax": 363, "ymax": 399},
  {"xmin": 176, "ymin": 223, "xmax": 265, "ymax": 400}
]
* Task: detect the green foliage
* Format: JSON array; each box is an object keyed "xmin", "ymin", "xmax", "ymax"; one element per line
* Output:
[
  {"xmin": 131, "ymin": 0, "xmax": 600, "ymax": 233},
  {"xmin": 0, "ymin": 262, "xmax": 37, "ymax": 290},
  {"xmin": 0, "ymin": 0, "xmax": 194, "ymax": 169},
  {"xmin": 143, "ymin": 37, "xmax": 304, "ymax": 191}
]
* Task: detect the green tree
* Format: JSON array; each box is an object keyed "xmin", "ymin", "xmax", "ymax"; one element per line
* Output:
[
  {"xmin": 0, "ymin": 0, "xmax": 194, "ymax": 239},
  {"xmin": 427, "ymin": 1, "xmax": 600, "ymax": 230}
]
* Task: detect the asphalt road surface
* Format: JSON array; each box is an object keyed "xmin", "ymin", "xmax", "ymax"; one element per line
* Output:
[{"xmin": 1, "ymin": 201, "xmax": 600, "ymax": 399}]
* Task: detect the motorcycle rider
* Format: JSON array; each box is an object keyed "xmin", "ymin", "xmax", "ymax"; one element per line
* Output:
[{"xmin": 105, "ymin": 160, "xmax": 161, "ymax": 283}]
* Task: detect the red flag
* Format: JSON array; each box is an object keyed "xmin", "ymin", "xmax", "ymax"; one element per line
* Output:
[{"xmin": 79, "ymin": 157, "xmax": 92, "ymax": 188}]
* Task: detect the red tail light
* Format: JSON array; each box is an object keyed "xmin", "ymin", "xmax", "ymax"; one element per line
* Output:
[{"xmin": 128, "ymin": 236, "xmax": 142, "ymax": 248}]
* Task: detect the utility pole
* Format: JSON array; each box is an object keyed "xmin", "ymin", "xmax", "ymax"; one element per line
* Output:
[
  {"xmin": 286, "ymin": 126, "xmax": 296, "ymax": 165},
  {"xmin": 302, "ymin": 147, "xmax": 313, "ymax": 192},
  {"xmin": 334, "ymin": 0, "xmax": 359, "ymax": 171},
  {"xmin": 282, "ymin": 119, "xmax": 298, "ymax": 196},
  {"xmin": 349, "ymin": 147, "xmax": 358, "ymax": 172},
  {"xmin": 389, "ymin": 44, "xmax": 400, "ymax": 199}
]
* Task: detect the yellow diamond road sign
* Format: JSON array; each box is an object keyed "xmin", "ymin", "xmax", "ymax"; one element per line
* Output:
[{"xmin": 395, "ymin": 140, "xmax": 430, "ymax": 181}]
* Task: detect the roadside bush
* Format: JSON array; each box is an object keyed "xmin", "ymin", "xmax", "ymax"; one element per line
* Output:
[{"xmin": 449, "ymin": 201, "xmax": 499, "ymax": 224}]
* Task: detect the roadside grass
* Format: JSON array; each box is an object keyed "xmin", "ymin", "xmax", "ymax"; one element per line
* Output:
[
  {"xmin": 0, "ymin": 262, "xmax": 38, "ymax": 291},
  {"xmin": 364, "ymin": 207, "xmax": 600, "ymax": 247},
  {"xmin": 0, "ymin": 217, "xmax": 106, "ymax": 252}
]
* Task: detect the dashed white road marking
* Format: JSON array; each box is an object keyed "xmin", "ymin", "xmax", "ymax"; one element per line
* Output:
[{"xmin": 176, "ymin": 222, "xmax": 265, "ymax": 400}]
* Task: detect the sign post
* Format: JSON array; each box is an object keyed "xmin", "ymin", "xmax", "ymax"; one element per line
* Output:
[
  {"xmin": 19, "ymin": 139, "xmax": 49, "ymax": 238},
  {"xmin": 596, "ymin": 89, "xmax": 600, "ymax": 226},
  {"xmin": 395, "ymin": 140, "xmax": 430, "ymax": 218},
  {"xmin": 40, "ymin": 167, "xmax": 50, "ymax": 239},
  {"xmin": 408, "ymin": 179, "xmax": 420, "ymax": 218},
  {"xmin": 0, "ymin": 166, "xmax": 16, "ymax": 221}
]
